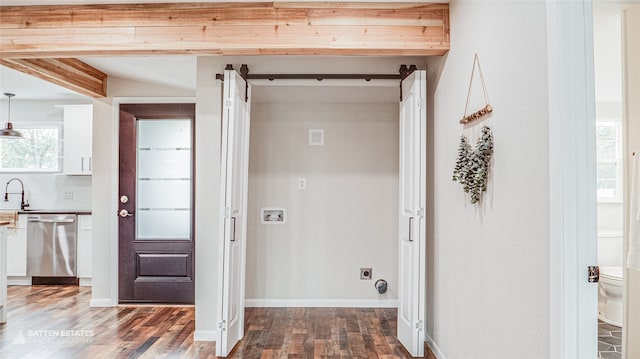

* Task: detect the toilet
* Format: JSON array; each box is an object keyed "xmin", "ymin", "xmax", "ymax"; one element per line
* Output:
[
  {"xmin": 599, "ymin": 266, "xmax": 623, "ymax": 326},
  {"xmin": 598, "ymin": 230, "xmax": 624, "ymax": 327}
]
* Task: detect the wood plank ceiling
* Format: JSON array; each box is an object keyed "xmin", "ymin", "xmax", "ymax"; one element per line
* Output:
[{"xmin": 0, "ymin": 2, "xmax": 450, "ymax": 98}]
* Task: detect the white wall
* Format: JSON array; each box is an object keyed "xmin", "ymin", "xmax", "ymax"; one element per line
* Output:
[
  {"xmin": 599, "ymin": 204, "xmax": 624, "ymax": 232},
  {"xmin": 426, "ymin": 1, "xmax": 550, "ymax": 358},
  {"xmin": 193, "ymin": 57, "xmax": 222, "ymax": 340},
  {"xmin": 246, "ymin": 100, "xmax": 398, "ymax": 305},
  {"xmin": 594, "ymin": 5, "xmax": 623, "ymax": 105},
  {"xmin": 624, "ymin": 5, "xmax": 640, "ymax": 359},
  {"xmin": 0, "ymin": 100, "xmax": 92, "ymax": 211}
]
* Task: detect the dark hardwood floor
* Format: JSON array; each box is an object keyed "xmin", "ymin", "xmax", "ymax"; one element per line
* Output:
[{"xmin": 0, "ymin": 286, "xmax": 434, "ymax": 358}]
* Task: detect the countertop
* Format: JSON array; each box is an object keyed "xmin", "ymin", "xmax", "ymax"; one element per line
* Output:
[{"xmin": 17, "ymin": 209, "xmax": 92, "ymax": 215}]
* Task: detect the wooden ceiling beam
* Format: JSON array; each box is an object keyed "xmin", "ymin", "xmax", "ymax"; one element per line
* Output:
[
  {"xmin": 0, "ymin": 2, "xmax": 450, "ymax": 57},
  {"xmin": 0, "ymin": 58, "xmax": 107, "ymax": 98}
]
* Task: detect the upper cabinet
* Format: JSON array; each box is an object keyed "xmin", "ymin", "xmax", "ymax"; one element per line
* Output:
[{"xmin": 63, "ymin": 105, "xmax": 93, "ymax": 175}]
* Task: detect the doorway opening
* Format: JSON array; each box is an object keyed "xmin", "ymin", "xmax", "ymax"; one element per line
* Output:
[
  {"xmin": 246, "ymin": 84, "xmax": 400, "ymax": 306},
  {"xmin": 592, "ymin": 3, "xmax": 640, "ymax": 358},
  {"xmin": 217, "ymin": 67, "xmax": 426, "ymax": 357},
  {"xmin": 593, "ymin": 4, "xmax": 625, "ymax": 358}
]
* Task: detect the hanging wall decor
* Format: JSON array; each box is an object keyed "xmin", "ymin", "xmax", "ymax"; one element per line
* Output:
[{"xmin": 452, "ymin": 54, "xmax": 494, "ymax": 204}]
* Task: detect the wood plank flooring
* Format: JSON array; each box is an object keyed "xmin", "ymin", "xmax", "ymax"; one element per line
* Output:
[{"xmin": 0, "ymin": 286, "xmax": 435, "ymax": 358}]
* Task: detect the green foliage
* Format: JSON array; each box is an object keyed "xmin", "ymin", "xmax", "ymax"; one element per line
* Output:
[
  {"xmin": 452, "ymin": 125, "xmax": 494, "ymax": 204},
  {"xmin": 0, "ymin": 128, "xmax": 59, "ymax": 170}
]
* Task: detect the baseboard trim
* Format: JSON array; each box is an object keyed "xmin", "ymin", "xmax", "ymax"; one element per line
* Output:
[
  {"xmin": 425, "ymin": 332, "xmax": 446, "ymax": 359},
  {"xmin": 90, "ymin": 298, "xmax": 116, "ymax": 307},
  {"xmin": 7, "ymin": 277, "xmax": 31, "ymax": 286},
  {"xmin": 79, "ymin": 278, "xmax": 92, "ymax": 287},
  {"xmin": 194, "ymin": 330, "xmax": 217, "ymax": 342},
  {"xmin": 245, "ymin": 299, "xmax": 398, "ymax": 308}
]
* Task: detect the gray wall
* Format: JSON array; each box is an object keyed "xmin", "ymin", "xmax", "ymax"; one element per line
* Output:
[{"xmin": 246, "ymin": 100, "xmax": 399, "ymax": 305}]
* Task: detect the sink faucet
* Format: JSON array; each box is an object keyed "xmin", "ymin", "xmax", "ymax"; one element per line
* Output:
[{"xmin": 3, "ymin": 178, "xmax": 29, "ymax": 210}]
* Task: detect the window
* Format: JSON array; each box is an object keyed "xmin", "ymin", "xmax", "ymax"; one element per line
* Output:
[
  {"xmin": 0, "ymin": 125, "xmax": 61, "ymax": 172},
  {"xmin": 596, "ymin": 119, "xmax": 622, "ymax": 202}
]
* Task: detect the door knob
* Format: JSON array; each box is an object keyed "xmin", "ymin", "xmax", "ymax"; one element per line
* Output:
[{"xmin": 118, "ymin": 209, "xmax": 133, "ymax": 217}]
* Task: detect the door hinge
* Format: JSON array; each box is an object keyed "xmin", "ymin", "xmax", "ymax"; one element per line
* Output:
[
  {"xmin": 224, "ymin": 99, "xmax": 233, "ymax": 109},
  {"xmin": 417, "ymin": 98, "xmax": 425, "ymax": 109},
  {"xmin": 218, "ymin": 320, "xmax": 227, "ymax": 331},
  {"xmin": 417, "ymin": 208, "xmax": 425, "ymax": 219},
  {"xmin": 415, "ymin": 320, "xmax": 423, "ymax": 331},
  {"xmin": 588, "ymin": 266, "xmax": 600, "ymax": 283},
  {"xmin": 223, "ymin": 207, "xmax": 231, "ymax": 218}
]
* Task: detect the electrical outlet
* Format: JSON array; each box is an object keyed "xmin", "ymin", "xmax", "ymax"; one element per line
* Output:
[
  {"xmin": 360, "ymin": 268, "xmax": 372, "ymax": 280},
  {"xmin": 63, "ymin": 189, "xmax": 73, "ymax": 200},
  {"xmin": 298, "ymin": 177, "xmax": 307, "ymax": 190}
]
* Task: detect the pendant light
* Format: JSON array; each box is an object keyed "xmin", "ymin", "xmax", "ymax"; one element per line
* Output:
[{"xmin": 1, "ymin": 93, "xmax": 22, "ymax": 138}]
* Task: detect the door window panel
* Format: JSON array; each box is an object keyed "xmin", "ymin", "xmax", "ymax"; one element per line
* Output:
[{"xmin": 136, "ymin": 119, "xmax": 192, "ymax": 240}]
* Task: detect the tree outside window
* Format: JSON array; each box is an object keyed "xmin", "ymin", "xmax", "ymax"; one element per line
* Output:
[
  {"xmin": 0, "ymin": 127, "xmax": 60, "ymax": 172},
  {"xmin": 596, "ymin": 119, "xmax": 622, "ymax": 202}
]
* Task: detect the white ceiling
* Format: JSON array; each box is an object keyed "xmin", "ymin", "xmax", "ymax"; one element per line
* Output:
[
  {"xmin": 0, "ymin": 66, "xmax": 89, "ymax": 101},
  {"xmin": 0, "ymin": 56, "xmax": 197, "ymax": 101},
  {"xmin": 80, "ymin": 56, "xmax": 197, "ymax": 93}
]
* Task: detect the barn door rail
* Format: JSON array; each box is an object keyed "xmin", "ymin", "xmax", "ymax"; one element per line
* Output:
[{"xmin": 215, "ymin": 64, "xmax": 417, "ymax": 101}]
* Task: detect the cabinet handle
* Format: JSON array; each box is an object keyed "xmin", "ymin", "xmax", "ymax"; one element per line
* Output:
[
  {"xmin": 230, "ymin": 217, "xmax": 237, "ymax": 242},
  {"xmin": 81, "ymin": 157, "xmax": 84, "ymax": 172},
  {"xmin": 28, "ymin": 219, "xmax": 75, "ymax": 224},
  {"xmin": 89, "ymin": 157, "xmax": 92, "ymax": 172},
  {"xmin": 408, "ymin": 217, "xmax": 414, "ymax": 242}
]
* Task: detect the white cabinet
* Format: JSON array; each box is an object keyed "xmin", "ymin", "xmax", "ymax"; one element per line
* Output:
[
  {"xmin": 77, "ymin": 215, "xmax": 93, "ymax": 286},
  {"xmin": 63, "ymin": 105, "xmax": 93, "ymax": 175},
  {"xmin": 6, "ymin": 215, "xmax": 27, "ymax": 277}
]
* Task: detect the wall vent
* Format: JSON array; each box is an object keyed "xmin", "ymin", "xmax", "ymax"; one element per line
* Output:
[{"xmin": 308, "ymin": 129, "xmax": 325, "ymax": 146}]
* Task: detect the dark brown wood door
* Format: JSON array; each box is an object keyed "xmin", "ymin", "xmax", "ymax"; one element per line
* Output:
[{"xmin": 118, "ymin": 103, "xmax": 195, "ymax": 304}]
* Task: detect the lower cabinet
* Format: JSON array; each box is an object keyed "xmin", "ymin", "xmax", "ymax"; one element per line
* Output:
[
  {"xmin": 77, "ymin": 215, "xmax": 93, "ymax": 286},
  {"xmin": 7, "ymin": 213, "xmax": 92, "ymax": 286},
  {"xmin": 6, "ymin": 215, "xmax": 27, "ymax": 277}
]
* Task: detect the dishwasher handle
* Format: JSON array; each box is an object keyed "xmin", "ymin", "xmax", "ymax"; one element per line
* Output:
[{"xmin": 27, "ymin": 218, "xmax": 76, "ymax": 224}]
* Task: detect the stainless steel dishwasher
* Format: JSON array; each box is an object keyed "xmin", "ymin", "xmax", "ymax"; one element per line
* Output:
[{"xmin": 27, "ymin": 214, "xmax": 77, "ymax": 277}]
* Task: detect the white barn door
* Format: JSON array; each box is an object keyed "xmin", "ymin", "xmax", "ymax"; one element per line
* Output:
[
  {"xmin": 216, "ymin": 69, "xmax": 251, "ymax": 357},
  {"xmin": 397, "ymin": 70, "xmax": 427, "ymax": 357}
]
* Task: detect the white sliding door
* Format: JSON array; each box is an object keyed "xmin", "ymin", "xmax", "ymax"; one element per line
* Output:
[
  {"xmin": 216, "ymin": 69, "xmax": 251, "ymax": 357},
  {"xmin": 397, "ymin": 70, "xmax": 427, "ymax": 357}
]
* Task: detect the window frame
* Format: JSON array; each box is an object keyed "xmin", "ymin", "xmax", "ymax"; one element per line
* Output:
[
  {"xmin": 595, "ymin": 117, "xmax": 623, "ymax": 203},
  {"xmin": 0, "ymin": 122, "xmax": 63, "ymax": 173}
]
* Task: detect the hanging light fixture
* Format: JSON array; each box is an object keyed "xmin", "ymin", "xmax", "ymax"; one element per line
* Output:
[{"xmin": 1, "ymin": 92, "xmax": 22, "ymax": 138}]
